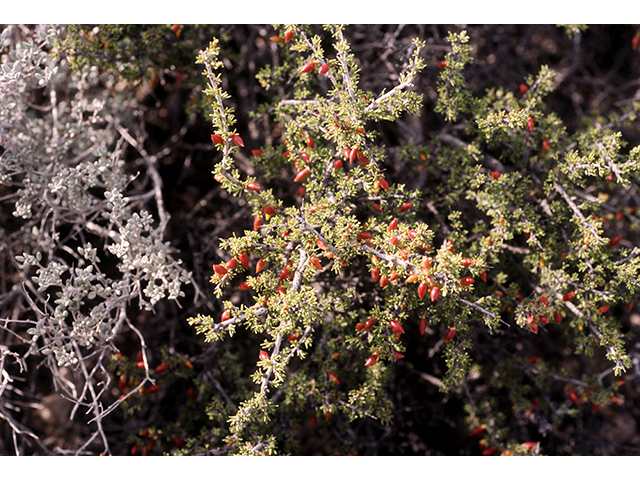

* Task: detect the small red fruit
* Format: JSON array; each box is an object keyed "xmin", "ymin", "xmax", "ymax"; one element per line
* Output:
[
  {"xmin": 131, "ymin": 443, "xmax": 140, "ymax": 455},
  {"xmin": 399, "ymin": 202, "xmax": 412, "ymax": 212},
  {"xmin": 146, "ymin": 384, "xmax": 160, "ymax": 394},
  {"xmin": 364, "ymin": 317, "xmax": 377, "ymax": 331},
  {"xmin": 284, "ymin": 29, "xmax": 294, "ymax": 43},
  {"xmin": 553, "ymin": 311, "xmax": 563, "ymax": 324},
  {"xmin": 480, "ymin": 271, "xmax": 487, "ymax": 283},
  {"xmin": 606, "ymin": 235, "xmax": 622, "ymax": 248},
  {"xmin": 364, "ymin": 354, "xmax": 379, "ymax": 367},
  {"xmin": 172, "ymin": 436, "xmax": 186, "ymax": 448},
  {"xmin": 253, "ymin": 217, "xmax": 262, "ymax": 231},
  {"xmin": 389, "ymin": 320, "xmax": 405, "ymax": 334},
  {"xmin": 259, "ymin": 350, "xmax": 270, "ymax": 361},
  {"xmin": 231, "ymin": 134, "xmax": 244, "ymax": 147},
  {"xmin": 538, "ymin": 315, "xmax": 548, "ymax": 324},
  {"xmin": 136, "ymin": 361, "xmax": 145, "ymax": 369},
  {"xmin": 154, "ymin": 363, "xmax": 170, "ymax": 373},
  {"xmin": 419, "ymin": 317, "xmax": 427, "ymax": 336},
  {"xmin": 438, "ymin": 60, "xmax": 446, "ymax": 68},
  {"xmin": 482, "ymin": 446, "xmax": 497, "ymax": 456},
  {"xmin": 542, "ymin": 139, "xmax": 550, "ymax": 151},
  {"xmin": 417, "ymin": 282, "xmax": 428, "ymax": 300},
  {"xmin": 211, "ymin": 134, "xmax": 225, "ymax": 144},
  {"xmin": 327, "ymin": 372, "xmax": 340, "ymax": 384},
  {"xmin": 247, "ymin": 182, "xmax": 261, "ymax": 191},
  {"xmin": 491, "ymin": 171, "xmax": 501, "ymax": 180},
  {"xmin": 469, "ymin": 424, "xmax": 486, "ymax": 437},
  {"xmin": 378, "ymin": 178, "xmax": 390, "ymax": 191},
  {"xmin": 562, "ymin": 291, "xmax": 576, "ymax": 302},
  {"xmin": 392, "ymin": 350, "xmax": 405, "ymax": 360},
  {"xmin": 461, "ymin": 258, "xmax": 474, "ymax": 266},
  {"xmin": 256, "ymin": 257, "xmax": 267, "ymax": 273},
  {"xmin": 226, "ymin": 258, "xmax": 238, "ymax": 270},
  {"xmin": 334, "ymin": 159, "xmax": 343, "ymax": 169},
  {"xmin": 213, "ymin": 264, "xmax": 228, "ymax": 276},
  {"xmin": 445, "ymin": 327, "xmax": 457, "ymax": 342},
  {"xmin": 119, "ymin": 376, "xmax": 127, "ymax": 391},
  {"xmin": 540, "ymin": 295, "xmax": 549, "ymax": 307},
  {"xmin": 519, "ymin": 84, "xmax": 529, "ymax": 95},
  {"xmin": 430, "ymin": 285, "xmax": 440, "ymax": 302},
  {"xmin": 238, "ymin": 251, "xmax": 249, "ymax": 270},
  {"xmin": 379, "ymin": 275, "xmax": 389, "ymax": 288},
  {"xmin": 388, "ymin": 218, "xmax": 398, "ymax": 232},
  {"xmin": 238, "ymin": 281, "xmax": 251, "ymax": 290},
  {"xmin": 300, "ymin": 61, "xmax": 317, "ymax": 74},
  {"xmin": 252, "ymin": 149, "xmax": 263, "ymax": 156},
  {"xmin": 569, "ymin": 388, "xmax": 579, "ymax": 406},
  {"xmin": 526, "ymin": 117, "xmax": 535, "ymax": 132},
  {"xmin": 598, "ymin": 305, "xmax": 610, "ymax": 314},
  {"xmin": 358, "ymin": 232, "xmax": 373, "ymax": 241},
  {"xmin": 262, "ymin": 206, "xmax": 276, "ymax": 217},
  {"xmin": 294, "ymin": 168, "xmax": 310, "ymax": 182},
  {"xmin": 460, "ymin": 277, "xmax": 474, "ymax": 287},
  {"xmin": 319, "ymin": 63, "xmax": 330, "ymax": 75},
  {"xmin": 371, "ymin": 267, "xmax": 380, "ymax": 282}
]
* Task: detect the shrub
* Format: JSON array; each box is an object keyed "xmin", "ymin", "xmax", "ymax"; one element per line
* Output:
[{"xmin": 1, "ymin": 23, "xmax": 640, "ymax": 456}]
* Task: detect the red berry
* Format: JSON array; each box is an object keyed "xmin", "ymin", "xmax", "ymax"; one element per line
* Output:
[
  {"xmin": 256, "ymin": 257, "xmax": 267, "ymax": 273},
  {"xmin": 419, "ymin": 317, "xmax": 427, "ymax": 336},
  {"xmin": 238, "ymin": 281, "xmax": 250, "ymax": 290},
  {"xmin": 390, "ymin": 236, "xmax": 399, "ymax": 246},
  {"xmin": 146, "ymin": 384, "xmax": 160, "ymax": 394},
  {"xmin": 238, "ymin": 251, "xmax": 249, "ymax": 270},
  {"xmin": 300, "ymin": 61, "xmax": 316, "ymax": 74},
  {"xmin": 569, "ymin": 388, "xmax": 579, "ymax": 406},
  {"xmin": 136, "ymin": 361, "xmax": 145, "ymax": 369},
  {"xmin": 491, "ymin": 171, "xmax": 501, "ymax": 180},
  {"xmin": 392, "ymin": 350, "xmax": 405, "ymax": 360},
  {"xmin": 606, "ymin": 235, "xmax": 622, "ymax": 248},
  {"xmin": 262, "ymin": 206, "xmax": 277, "ymax": 216},
  {"xmin": 284, "ymin": 29, "xmax": 294, "ymax": 44},
  {"xmin": 542, "ymin": 139, "xmax": 550, "ymax": 151},
  {"xmin": 418, "ymin": 282, "xmax": 428, "ymax": 300},
  {"xmin": 226, "ymin": 258, "xmax": 238, "ymax": 270},
  {"xmin": 253, "ymin": 216, "xmax": 262, "ymax": 231},
  {"xmin": 358, "ymin": 232, "xmax": 372, "ymax": 241},
  {"xmin": 334, "ymin": 159, "xmax": 343, "ymax": 169},
  {"xmin": 482, "ymin": 447, "xmax": 497, "ymax": 456},
  {"xmin": 553, "ymin": 311, "xmax": 563, "ymax": 324},
  {"xmin": 389, "ymin": 320, "xmax": 405, "ymax": 334},
  {"xmin": 480, "ymin": 271, "xmax": 487, "ymax": 283},
  {"xmin": 438, "ymin": 60, "xmax": 446, "ymax": 68},
  {"xmin": 247, "ymin": 182, "xmax": 260, "ymax": 191},
  {"xmin": 445, "ymin": 327, "xmax": 457, "ymax": 342},
  {"xmin": 526, "ymin": 117, "xmax": 535, "ymax": 132},
  {"xmin": 270, "ymin": 35, "xmax": 283, "ymax": 44},
  {"xmin": 211, "ymin": 134, "xmax": 225, "ymax": 144},
  {"xmin": 461, "ymin": 258, "xmax": 474, "ymax": 266},
  {"xmin": 213, "ymin": 264, "xmax": 228, "ymax": 276},
  {"xmin": 430, "ymin": 285, "xmax": 440, "ymax": 302},
  {"xmin": 327, "ymin": 372, "xmax": 340, "ymax": 384},
  {"xmin": 259, "ymin": 350, "xmax": 270, "ymax": 361},
  {"xmin": 378, "ymin": 178, "xmax": 390, "ymax": 191},
  {"xmin": 131, "ymin": 443, "xmax": 140, "ymax": 455},
  {"xmin": 371, "ymin": 267, "xmax": 380, "ymax": 282},
  {"xmin": 540, "ymin": 295, "xmax": 549, "ymax": 307},
  {"xmin": 119, "ymin": 376, "xmax": 127, "ymax": 391},
  {"xmin": 388, "ymin": 218, "xmax": 398, "ymax": 232},
  {"xmin": 469, "ymin": 424, "xmax": 486, "ymax": 437},
  {"xmin": 539, "ymin": 315, "xmax": 548, "ymax": 324},
  {"xmin": 252, "ymin": 149, "xmax": 263, "ymax": 156},
  {"xmin": 221, "ymin": 309, "xmax": 231, "ymax": 322},
  {"xmin": 172, "ymin": 436, "xmax": 186, "ymax": 448},
  {"xmin": 460, "ymin": 277, "xmax": 474, "ymax": 287},
  {"xmin": 562, "ymin": 291, "xmax": 575, "ymax": 302},
  {"xmin": 399, "ymin": 202, "xmax": 412, "ymax": 212},
  {"xmin": 349, "ymin": 148, "xmax": 358, "ymax": 164},
  {"xmin": 231, "ymin": 134, "xmax": 244, "ymax": 147},
  {"xmin": 154, "ymin": 363, "xmax": 170, "ymax": 373},
  {"xmin": 319, "ymin": 63, "xmax": 330, "ymax": 75},
  {"xmin": 519, "ymin": 84, "xmax": 529, "ymax": 95},
  {"xmin": 364, "ymin": 354, "xmax": 379, "ymax": 367},
  {"xmin": 364, "ymin": 317, "xmax": 377, "ymax": 331},
  {"xmin": 379, "ymin": 275, "xmax": 389, "ymax": 288},
  {"xmin": 294, "ymin": 168, "xmax": 310, "ymax": 182},
  {"xmin": 598, "ymin": 305, "xmax": 610, "ymax": 314}
]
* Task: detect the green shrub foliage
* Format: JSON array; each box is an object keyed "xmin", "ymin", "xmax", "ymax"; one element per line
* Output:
[{"xmin": 2, "ymin": 24, "xmax": 640, "ymax": 456}]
